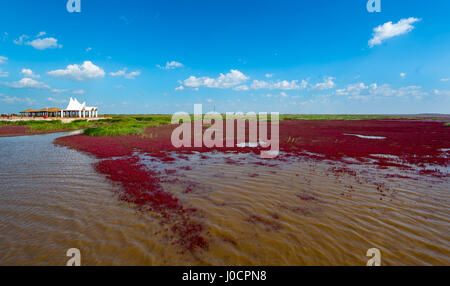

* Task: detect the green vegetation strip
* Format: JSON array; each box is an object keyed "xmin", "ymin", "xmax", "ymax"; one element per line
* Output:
[
  {"xmin": 83, "ymin": 115, "xmax": 172, "ymax": 136},
  {"xmin": 0, "ymin": 119, "xmax": 103, "ymax": 132}
]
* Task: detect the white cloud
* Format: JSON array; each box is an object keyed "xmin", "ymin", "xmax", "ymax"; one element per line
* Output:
[
  {"xmin": 311, "ymin": 77, "xmax": 335, "ymax": 90},
  {"xmin": 265, "ymin": 73, "xmax": 274, "ymax": 78},
  {"xmin": 51, "ymin": 89, "xmax": 68, "ymax": 94},
  {"xmin": 183, "ymin": 69, "xmax": 249, "ymax": 89},
  {"xmin": 336, "ymin": 82, "xmax": 428, "ymax": 100},
  {"xmin": 263, "ymin": 92, "xmax": 289, "ymax": 99},
  {"xmin": 369, "ymin": 17, "xmax": 420, "ymax": 47},
  {"xmin": 0, "ymin": 94, "xmax": 22, "ymax": 104},
  {"xmin": 206, "ymin": 99, "xmax": 213, "ymax": 103},
  {"xmin": 175, "ymin": 85, "xmax": 185, "ymax": 91},
  {"xmin": 441, "ymin": 78, "xmax": 450, "ymax": 82},
  {"xmin": 86, "ymin": 47, "xmax": 92, "ymax": 52},
  {"xmin": 36, "ymin": 31, "xmax": 46, "ymax": 38},
  {"xmin": 4, "ymin": 77, "xmax": 50, "ymax": 89},
  {"xmin": 400, "ymin": 72, "xmax": 406, "ymax": 78},
  {"xmin": 0, "ymin": 56, "xmax": 7, "ymax": 64},
  {"xmin": 249, "ymin": 79, "xmax": 307, "ymax": 90},
  {"xmin": 233, "ymin": 85, "xmax": 249, "ymax": 91},
  {"xmin": 13, "ymin": 34, "xmax": 29, "ymax": 45},
  {"xmin": 0, "ymin": 68, "xmax": 8, "ymax": 78},
  {"xmin": 0, "ymin": 94, "xmax": 35, "ymax": 105},
  {"xmin": 272, "ymin": 80, "xmax": 308, "ymax": 90},
  {"xmin": 250, "ymin": 80, "xmax": 269, "ymax": 89},
  {"xmin": 109, "ymin": 68, "xmax": 141, "ymax": 79},
  {"xmin": 47, "ymin": 61, "xmax": 105, "ymax": 81},
  {"xmin": 21, "ymin": 68, "xmax": 40, "ymax": 78},
  {"xmin": 158, "ymin": 61, "xmax": 184, "ymax": 70},
  {"xmin": 73, "ymin": 89, "xmax": 85, "ymax": 95},
  {"xmin": 26, "ymin": 37, "xmax": 62, "ymax": 50}
]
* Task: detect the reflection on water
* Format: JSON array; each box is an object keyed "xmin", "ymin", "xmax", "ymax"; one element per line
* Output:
[{"xmin": 0, "ymin": 133, "xmax": 449, "ymax": 265}]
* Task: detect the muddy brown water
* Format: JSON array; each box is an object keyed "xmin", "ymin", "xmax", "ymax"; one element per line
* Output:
[{"xmin": 0, "ymin": 132, "xmax": 449, "ymax": 265}]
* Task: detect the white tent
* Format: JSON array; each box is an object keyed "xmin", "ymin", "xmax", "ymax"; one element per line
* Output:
[{"xmin": 61, "ymin": 97, "xmax": 98, "ymax": 118}]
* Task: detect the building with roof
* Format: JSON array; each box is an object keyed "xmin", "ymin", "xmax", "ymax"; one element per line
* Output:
[{"xmin": 20, "ymin": 98, "xmax": 98, "ymax": 118}]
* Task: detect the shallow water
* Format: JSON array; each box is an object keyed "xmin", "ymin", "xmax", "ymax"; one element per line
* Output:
[{"xmin": 0, "ymin": 133, "xmax": 449, "ymax": 265}]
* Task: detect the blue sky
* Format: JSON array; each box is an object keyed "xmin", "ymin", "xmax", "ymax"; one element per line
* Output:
[{"xmin": 0, "ymin": 0, "xmax": 449, "ymax": 114}]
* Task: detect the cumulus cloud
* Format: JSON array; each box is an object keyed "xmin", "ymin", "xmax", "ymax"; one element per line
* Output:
[
  {"xmin": 174, "ymin": 85, "xmax": 185, "ymax": 91},
  {"xmin": 0, "ymin": 56, "xmax": 7, "ymax": 64},
  {"xmin": 158, "ymin": 61, "xmax": 184, "ymax": 70},
  {"xmin": 4, "ymin": 77, "xmax": 50, "ymax": 89},
  {"xmin": 250, "ymin": 79, "xmax": 308, "ymax": 90},
  {"xmin": 47, "ymin": 61, "xmax": 105, "ymax": 81},
  {"xmin": 109, "ymin": 68, "xmax": 141, "ymax": 79},
  {"xmin": 26, "ymin": 37, "xmax": 62, "ymax": 50},
  {"xmin": 369, "ymin": 17, "xmax": 421, "ymax": 47},
  {"xmin": 183, "ymin": 70, "xmax": 249, "ymax": 89},
  {"xmin": 311, "ymin": 77, "xmax": 335, "ymax": 90},
  {"xmin": 336, "ymin": 82, "xmax": 428, "ymax": 100},
  {"xmin": 441, "ymin": 78, "xmax": 450, "ymax": 82},
  {"xmin": 400, "ymin": 72, "xmax": 406, "ymax": 78},
  {"xmin": 21, "ymin": 68, "xmax": 40, "ymax": 78}
]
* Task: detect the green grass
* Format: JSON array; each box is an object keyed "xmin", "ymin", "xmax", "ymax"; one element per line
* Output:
[
  {"xmin": 444, "ymin": 123, "xmax": 450, "ymax": 127},
  {"xmin": 82, "ymin": 115, "xmax": 172, "ymax": 136},
  {"xmin": 0, "ymin": 119, "xmax": 104, "ymax": 132}
]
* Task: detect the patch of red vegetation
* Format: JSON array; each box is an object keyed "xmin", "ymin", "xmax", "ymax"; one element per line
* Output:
[
  {"xmin": 0, "ymin": 125, "xmax": 36, "ymax": 137},
  {"xmin": 55, "ymin": 134, "xmax": 133, "ymax": 158},
  {"xmin": 279, "ymin": 120, "xmax": 450, "ymax": 171},
  {"xmin": 94, "ymin": 156, "xmax": 208, "ymax": 251},
  {"xmin": 296, "ymin": 194, "xmax": 316, "ymax": 201},
  {"xmin": 419, "ymin": 169, "xmax": 448, "ymax": 178},
  {"xmin": 0, "ymin": 125, "xmax": 31, "ymax": 137},
  {"xmin": 55, "ymin": 120, "xmax": 450, "ymax": 173}
]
